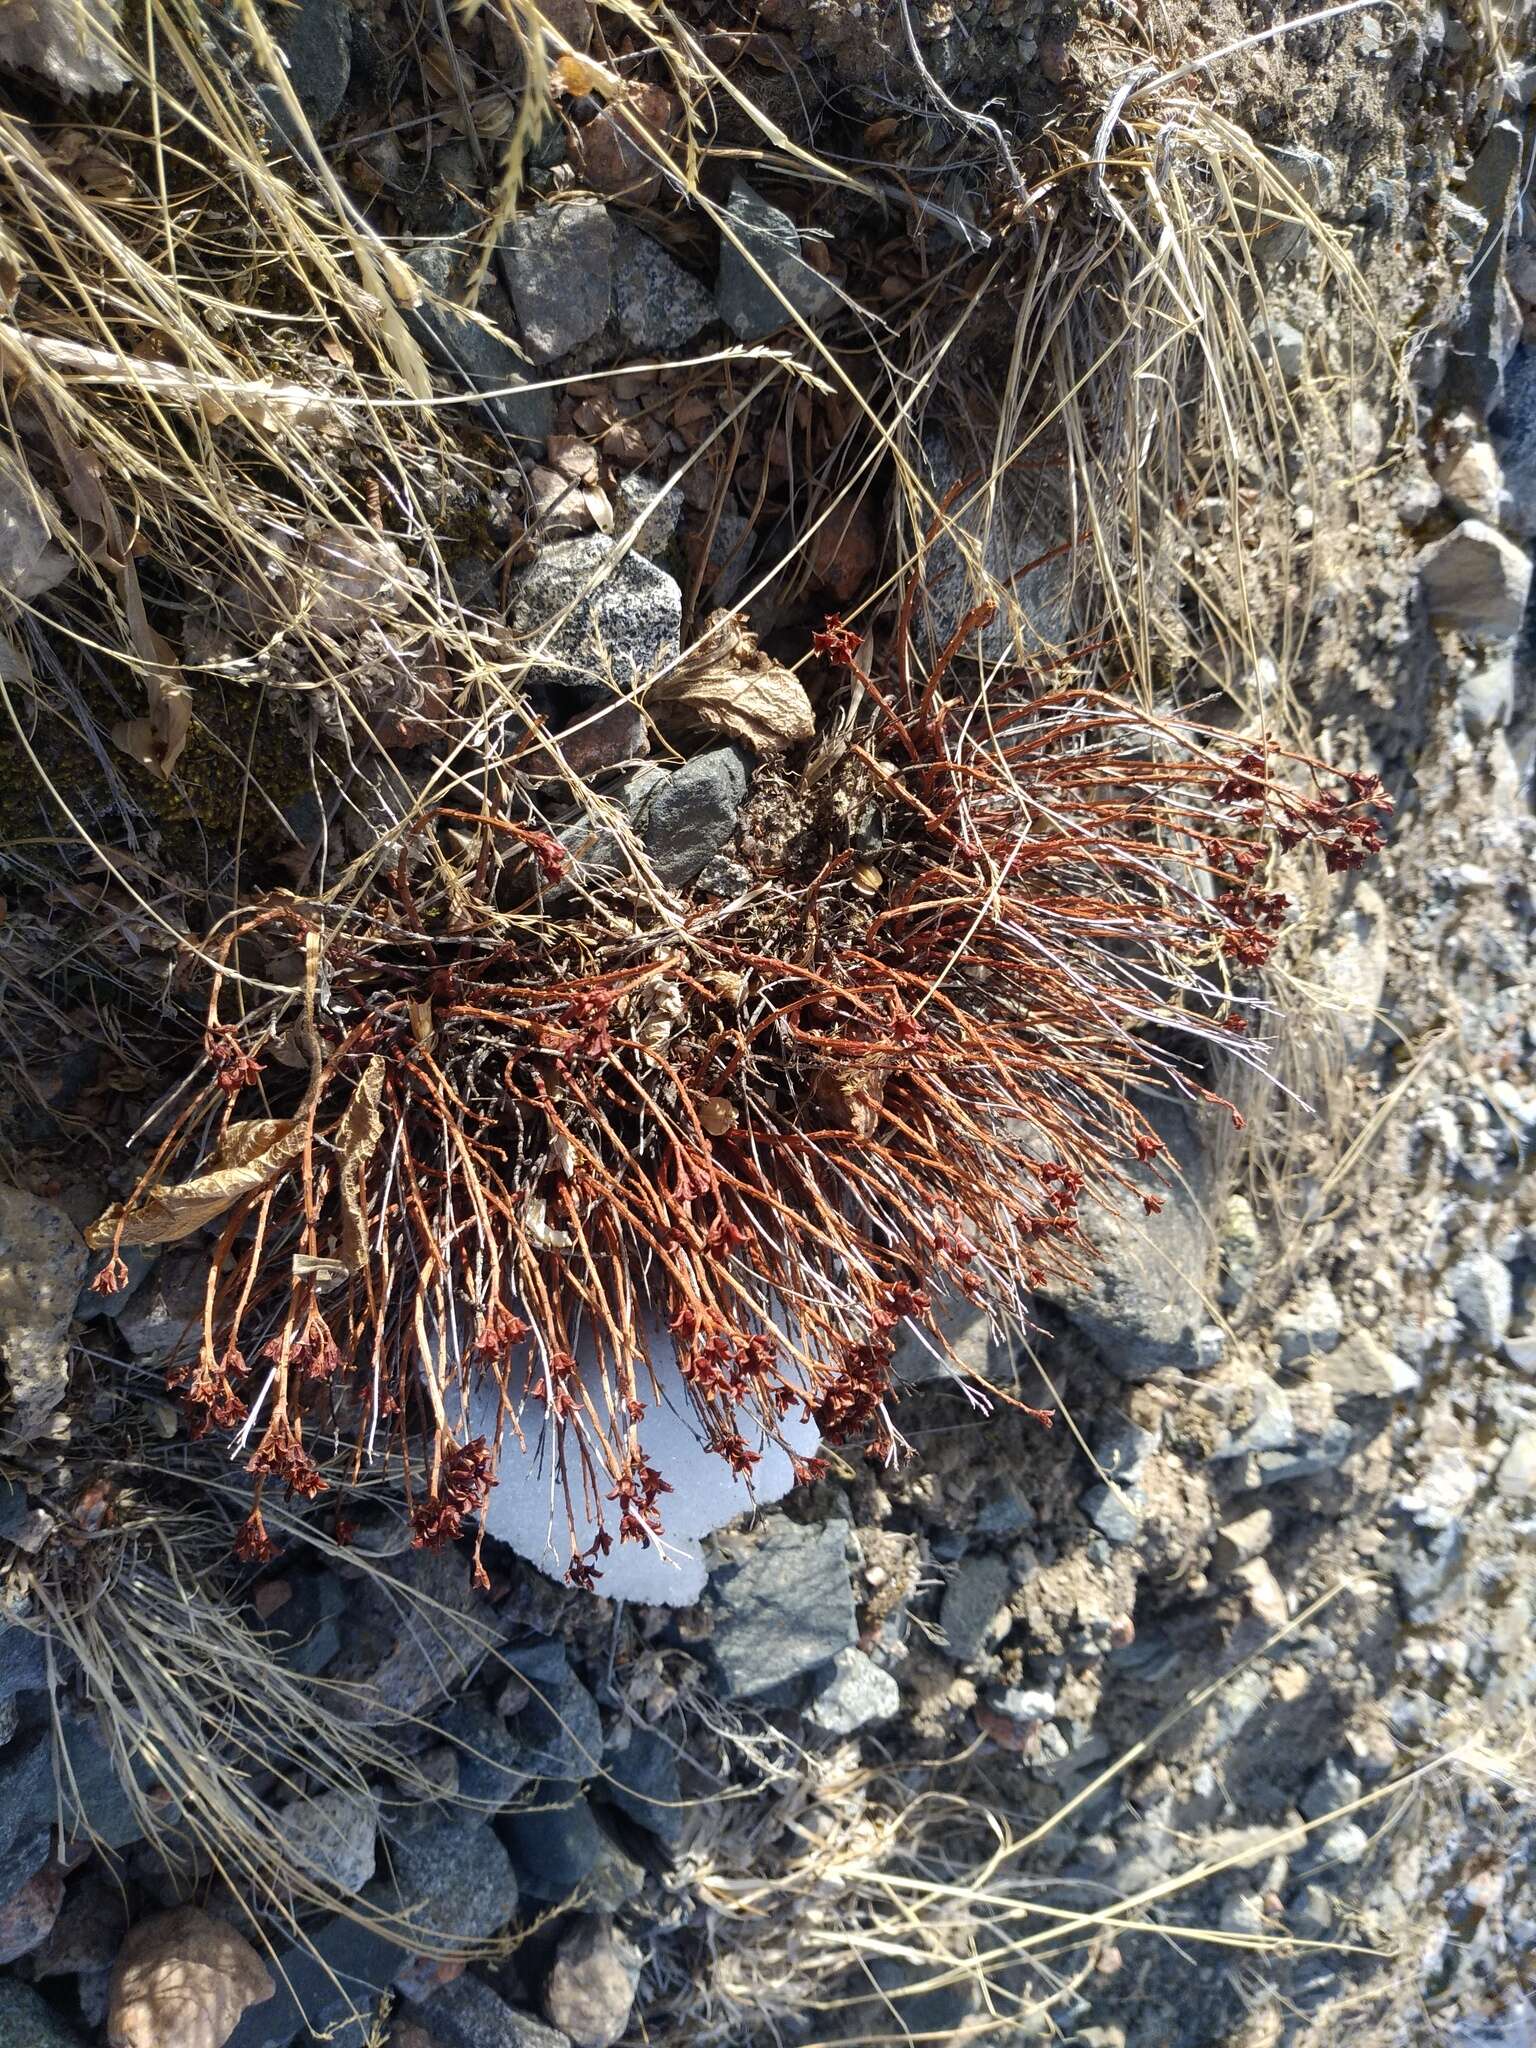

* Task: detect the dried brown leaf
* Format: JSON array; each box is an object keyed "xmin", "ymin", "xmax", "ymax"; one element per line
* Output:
[
  {"xmin": 811, "ymin": 1065, "xmax": 884, "ymax": 1136},
  {"xmin": 648, "ymin": 609, "xmax": 815, "ymax": 756},
  {"xmin": 86, "ymin": 1118, "xmax": 307, "ymax": 1250},
  {"xmin": 337, "ymin": 1057, "xmax": 385, "ymax": 1272}
]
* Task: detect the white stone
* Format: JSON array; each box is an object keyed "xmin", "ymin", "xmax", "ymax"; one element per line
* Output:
[
  {"xmin": 809, "ymin": 1649, "xmax": 901, "ymax": 1735},
  {"xmin": 1496, "ymin": 1426, "xmax": 1536, "ymax": 1500},
  {"xmin": 1435, "ymin": 434, "xmax": 1509, "ymax": 524},
  {"xmin": 470, "ymin": 1312, "xmax": 820, "ymax": 1606}
]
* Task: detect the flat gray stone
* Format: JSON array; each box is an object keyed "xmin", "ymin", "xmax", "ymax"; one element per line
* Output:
[
  {"xmin": 435, "ymin": 1698, "xmax": 532, "ymax": 1811},
  {"xmin": 502, "ymin": 200, "xmax": 615, "ymax": 364},
  {"xmin": 708, "ymin": 1517, "xmax": 858, "ymax": 1699},
  {"xmin": 716, "ymin": 176, "xmax": 838, "ymax": 340},
  {"xmin": 1449, "ymin": 1250, "xmax": 1513, "ymax": 1347},
  {"xmin": 1082, "ymin": 1481, "xmax": 1142, "ymax": 1546},
  {"xmin": 938, "ymin": 1552, "xmax": 1011, "ymax": 1664},
  {"xmin": 1496, "ymin": 1426, "xmax": 1536, "ymax": 1500},
  {"xmin": 602, "ymin": 1724, "xmax": 683, "ymax": 1843},
  {"xmin": 636, "ymin": 745, "xmax": 749, "ymax": 888},
  {"xmin": 405, "ymin": 243, "xmax": 553, "ymax": 443},
  {"xmin": 1315, "ymin": 1329, "xmax": 1419, "ymax": 1404},
  {"xmin": 378, "ymin": 1810, "xmax": 519, "ymax": 1944}
]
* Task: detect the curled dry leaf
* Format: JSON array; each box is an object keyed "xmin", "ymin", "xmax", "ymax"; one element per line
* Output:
[
  {"xmin": 107, "ymin": 1905, "xmax": 274, "ymax": 2048},
  {"xmin": 647, "ymin": 609, "xmax": 814, "ymax": 756},
  {"xmin": 811, "ymin": 1065, "xmax": 884, "ymax": 1136},
  {"xmin": 523, "ymin": 1194, "xmax": 573, "ymax": 1251},
  {"xmin": 337, "ymin": 1056, "xmax": 385, "ymax": 1271},
  {"xmin": 86, "ymin": 1117, "xmax": 307, "ymax": 1249}
]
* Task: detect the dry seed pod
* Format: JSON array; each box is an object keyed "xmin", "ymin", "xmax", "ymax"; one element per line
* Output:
[
  {"xmin": 850, "ymin": 861, "xmax": 883, "ymax": 896},
  {"xmin": 697, "ymin": 1096, "xmax": 738, "ymax": 1136}
]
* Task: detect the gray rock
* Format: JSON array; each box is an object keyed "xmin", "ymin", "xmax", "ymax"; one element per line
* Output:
[
  {"xmin": 716, "ymin": 176, "xmax": 838, "ymax": 341},
  {"xmin": 379, "ymin": 1810, "xmax": 519, "ymax": 1943},
  {"xmin": 228, "ymin": 1912, "xmax": 399, "ymax": 2048},
  {"xmin": 1218, "ymin": 1195, "xmax": 1262, "ymax": 1308},
  {"xmin": 612, "ymin": 222, "xmax": 715, "ymax": 353},
  {"xmin": 1211, "ymin": 1507, "xmax": 1273, "ymax": 1575},
  {"xmin": 703, "ymin": 509, "xmax": 755, "ymax": 607},
  {"xmin": 114, "ymin": 1250, "xmax": 202, "ymax": 1363},
  {"xmin": 1307, "ymin": 1820, "xmax": 1370, "ymax": 1868},
  {"xmin": 614, "ymin": 475, "xmax": 683, "ymax": 558},
  {"xmin": 436, "ymin": 1698, "xmax": 532, "ymax": 1810},
  {"xmin": 891, "ymin": 1291, "xmax": 1001, "ymax": 1384},
  {"xmin": 1417, "ymin": 520, "xmax": 1532, "ymax": 640},
  {"xmin": 503, "ymin": 1640, "xmax": 602, "ymax": 1784},
  {"xmin": 1288, "ymin": 1883, "xmax": 1334, "ymax": 1939},
  {"xmin": 808, "ymin": 1648, "xmax": 900, "ymax": 1735},
  {"xmin": 502, "ymin": 1789, "xmax": 606, "ymax": 1902},
  {"xmin": 509, "ymin": 533, "xmax": 681, "ymax": 705},
  {"xmin": 1275, "ymin": 1278, "xmax": 1343, "ymax": 1365},
  {"xmin": 913, "ymin": 424, "xmax": 1071, "ymax": 667},
  {"xmin": 283, "ymin": 1786, "xmax": 379, "ymax": 1895},
  {"xmin": 636, "ymin": 745, "xmax": 750, "ymax": 888},
  {"xmin": 266, "ymin": 1570, "xmax": 345, "ymax": 1677},
  {"xmin": 0, "ymin": 1713, "xmax": 155, "ymax": 1885},
  {"xmin": 1251, "ymin": 316, "xmax": 1305, "ymax": 383},
  {"xmin": 1315, "ymin": 1329, "xmax": 1419, "ymax": 1404},
  {"xmin": 1082, "ymin": 1482, "xmax": 1142, "ymax": 1547},
  {"xmin": 1495, "ymin": 1426, "xmax": 1536, "ymax": 1500},
  {"xmin": 939, "ymin": 1553, "xmax": 1012, "ymax": 1663},
  {"xmin": 1449, "ymin": 1250, "xmax": 1513, "ymax": 1347},
  {"xmin": 542, "ymin": 1914, "xmax": 642, "ymax": 2048},
  {"xmin": 1251, "ymin": 1420, "xmax": 1354, "ymax": 1486},
  {"xmin": 0, "ymin": 1183, "xmax": 86, "ymax": 1442},
  {"xmin": 1092, "ymin": 1412, "xmax": 1159, "ymax": 1481},
  {"xmin": 412, "ymin": 1978, "xmax": 571, "ymax": 2048},
  {"xmin": 1447, "ymin": 121, "xmax": 1526, "ymax": 409},
  {"xmin": 989, "ymin": 1686, "xmax": 1056, "ymax": 1723},
  {"xmin": 1048, "ymin": 1102, "xmax": 1213, "ymax": 1378},
  {"xmin": 708, "ymin": 1517, "xmax": 858, "ymax": 1698},
  {"xmin": 1495, "ymin": 342, "xmax": 1536, "ymax": 536},
  {"xmin": 276, "ymin": 0, "xmax": 350, "ymax": 127},
  {"xmin": 971, "ymin": 1484, "xmax": 1034, "ymax": 1540},
  {"xmin": 1458, "ymin": 651, "xmax": 1523, "ymax": 733},
  {"xmin": 405, "ymin": 243, "xmax": 553, "ymax": 443},
  {"xmin": 0, "ymin": 1981, "xmax": 88, "ymax": 2047},
  {"xmin": 1301, "ymin": 1759, "xmax": 1362, "ymax": 1821},
  {"xmin": 1209, "ymin": 1374, "xmax": 1295, "ymax": 1460},
  {"xmin": 502, "ymin": 200, "xmax": 615, "ymax": 363},
  {"xmin": 602, "ymin": 1724, "xmax": 683, "ymax": 1844}
]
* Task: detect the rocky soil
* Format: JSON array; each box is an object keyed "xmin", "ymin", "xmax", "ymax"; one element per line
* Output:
[{"xmin": 0, "ymin": 0, "xmax": 1533, "ymax": 2045}]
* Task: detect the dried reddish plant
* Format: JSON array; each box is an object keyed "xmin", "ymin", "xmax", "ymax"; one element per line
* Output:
[{"xmin": 88, "ymin": 593, "xmax": 1387, "ymax": 1587}]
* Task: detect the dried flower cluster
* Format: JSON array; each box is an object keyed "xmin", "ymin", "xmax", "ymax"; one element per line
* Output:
[{"xmin": 88, "ymin": 596, "xmax": 1388, "ymax": 1587}]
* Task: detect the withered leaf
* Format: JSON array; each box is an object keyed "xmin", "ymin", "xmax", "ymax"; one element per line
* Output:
[
  {"xmin": 811, "ymin": 1066, "xmax": 884, "ymax": 1136},
  {"xmin": 337, "ymin": 1057, "xmax": 385, "ymax": 1272},
  {"xmin": 86, "ymin": 1117, "xmax": 307, "ymax": 1249},
  {"xmin": 647, "ymin": 609, "xmax": 815, "ymax": 756}
]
